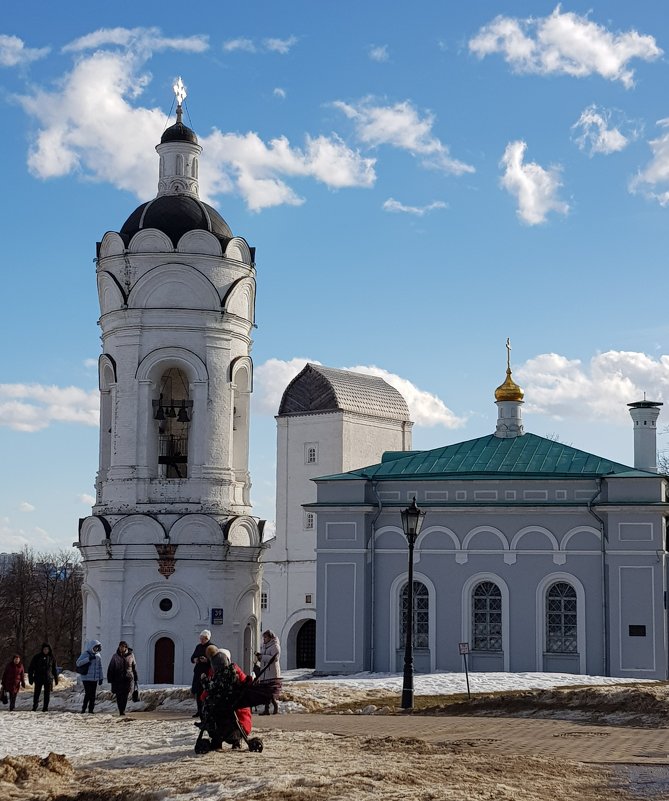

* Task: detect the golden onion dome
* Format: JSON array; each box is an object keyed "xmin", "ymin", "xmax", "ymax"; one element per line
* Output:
[
  {"xmin": 494, "ymin": 368, "xmax": 524, "ymax": 402},
  {"xmin": 494, "ymin": 338, "xmax": 524, "ymax": 402}
]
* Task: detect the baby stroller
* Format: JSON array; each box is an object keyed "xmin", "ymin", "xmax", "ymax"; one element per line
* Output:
[{"xmin": 195, "ymin": 656, "xmax": 276, "ymax": 754}]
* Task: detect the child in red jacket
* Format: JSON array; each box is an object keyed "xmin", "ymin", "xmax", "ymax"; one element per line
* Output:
[
  {"xmin": 1, "ymin": 655, "xmax": 26, "ymax": 711},
  {"xmin": 199, "ymin": 646, "xmax": 252, "ymax": 748}
]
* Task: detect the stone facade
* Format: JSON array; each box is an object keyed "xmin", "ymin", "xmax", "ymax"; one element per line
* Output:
[{"xmin": 77, "ymin": 98, "xmax": 265, "ymax": 682}]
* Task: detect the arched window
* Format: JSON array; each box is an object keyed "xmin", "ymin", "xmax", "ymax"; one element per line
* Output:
[
  {"xmin": 472, "ymin": 581, "xmax": 502, "ymax": 651},
  {"xmin": 176, "ymin": 154, "xmax": 184, "ymax": 175},
  {"xmin": 546, "ymin": 582, "xmax": 577, "ymax": 653},
  {"xmin": 154, "ymin": 367, "xmax": 192, "ymax": 479},
  {"xmin": 192, "ymin": 157, "xmax": 198, "ymax": 178},
  {"xmin": 400, "ymin": 581, "xmax": 429, "ymax": 648}
]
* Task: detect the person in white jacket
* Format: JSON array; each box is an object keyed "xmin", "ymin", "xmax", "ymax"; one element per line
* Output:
[{"xmin": 256, "ymin": 630, "xmax": 281, "ymax": 715}]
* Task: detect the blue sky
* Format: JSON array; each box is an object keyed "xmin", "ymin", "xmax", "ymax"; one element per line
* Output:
[{"xmin": 3, "ymin": 2, "xmax": 669, "ymax": 551}]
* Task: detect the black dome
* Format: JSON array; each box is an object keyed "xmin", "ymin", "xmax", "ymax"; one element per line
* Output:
[
  {"xmin": 160, "ymin": 121, "xmax": 198, "ymax": 144},
  {"xmin": 120, "ymin": 195, "xmax": 233, "ymax": 247}
]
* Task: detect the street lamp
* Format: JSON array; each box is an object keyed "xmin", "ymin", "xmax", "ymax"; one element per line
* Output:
[{"xmin": 400, "ymin": 497, "xmax": 426, "ymax": 710}]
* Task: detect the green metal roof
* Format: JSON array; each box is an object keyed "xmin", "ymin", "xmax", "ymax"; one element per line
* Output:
[{"xmin": 317, "ymin": 433, "xmax": 652, "ymax": 481}]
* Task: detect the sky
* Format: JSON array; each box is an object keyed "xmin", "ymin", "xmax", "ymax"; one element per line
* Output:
[{"xmin": 3, "ymin": 2, "xmax": 669, "ymax": 551}]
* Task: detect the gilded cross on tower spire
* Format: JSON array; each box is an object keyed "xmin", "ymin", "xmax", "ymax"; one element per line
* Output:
[{"xmin": 506, "ymin": 337, "xmax": 511, "ymax": 371}]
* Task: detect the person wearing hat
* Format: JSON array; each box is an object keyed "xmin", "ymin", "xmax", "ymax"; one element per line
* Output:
[
  {"xmin": 200, "ymin": 646, "xmax": 252, "ymax": 749},
  {"xmin": 190, "ymin": 629, "xmax": 216, "ymax": 719},
  {"xmin": 256, "ymin": 629, "xmax": 282, "ymax": 715}
]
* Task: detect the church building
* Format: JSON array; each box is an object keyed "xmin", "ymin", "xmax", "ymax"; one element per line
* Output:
[
  {"xmin": 312, "ymin": 349, "xmax": 669, "ymax": 679},
  {"xmin": 261, "ymin": 363, "xmax": 412, "ymax": 668},
  {"xmin": 77, "ymin": 82, "xmax": 266, "ymax": 682}
]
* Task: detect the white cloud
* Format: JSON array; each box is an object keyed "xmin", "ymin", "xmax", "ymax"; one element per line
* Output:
[
  {"xmin": 630, "ymin": 119, "xmax": 669, "ymax": 205},
  {"xmin": 223, "ymin": 36, "xmax": 297, "ymax": 54},
  {"xmin": 78, "ymin": 494, "xmax": 96, "ymax": 506},
  {"xmin": 17, "ymin": 43, "xmax": 374, "ymax": 210},
  {"xmin": 264, "ymin": 36, "xmax": 298, "ymax": 54},
  {"xmin": 203, "ymin": 130, "xmax": 375, "ymax": 211},
  {"xmin": 333, "ymin": 98, "xmax": 474, "ymax": 175},
  {"xmin": 469, "ymin": 6, "xmax": 661, "ymax": 89},
  {"xmin": 0, "ymin": 517, "xmax": 58, "ymax": 552},
  {"xmin": 63, "ymin": 27, "xmax": 208, "ymax": 54},
  {"xmin": 18, "ymin": 502, "xmax": 35, "ymax": 513},
  {"xmin": 223, "ymin": 37, "xmax": 256, "ymax": 53},
  {"xmin": 369, "ymin": 45, "xmax": 389, "ymax": 63},
  {"xmin": 83, "ymin": 358, "xmax": 98, "ymax": 369},
  {"xmin": 571, "ymin": 105, "xmax": 633, "ymax": 155},
  {"xmin": 0, "ymin": 384, "xmax": 99, "ymax": 432},
  {"xmin": 517, "ymin": 350, "xmax": 669, "ymax": 423},
  {"xmin": 253, "ymin": 357, "xmax": 465, "ymax": 428},
  {"xmin": 499, "ymin": 140, "xmax": 569, "ymax": 225},
  {"xmin": 273, "ymin": 87, "xmax": 286, "ymax": 99},
  {"xmin": 383, "ymin": 198, "xmax": 447, "ymax": 216},
  {"xmin": 0, "ymin": 34, "xmax": 49, "ymax": 67}
]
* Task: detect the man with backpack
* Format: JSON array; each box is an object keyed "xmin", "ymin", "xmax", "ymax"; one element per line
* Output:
[{"xmin": 76, "ymin": 640, "xmax": 103, "ymax": 713}]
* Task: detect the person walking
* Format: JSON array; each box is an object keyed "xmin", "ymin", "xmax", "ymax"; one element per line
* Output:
[
  {"xmin": 256, "ymin": 629, "xmax": 281, "ymax": 715},
  {"xmin": 190, "ymin": 629, "xmax": 216, "ymax": 719},
  {"xmin": 28, "ymin": 643, "xmax": 59, "ymax": 712},
  {"xmin": 107, "ymin": 641, "xmax": 138, "ymax": 716},
  {"xmin": 1, "ymin": 654, "xmax": 26, "ymax": 711},
  {"xmin": 76, "ymin": 640, "xmax": 103, "ymax": 713}
]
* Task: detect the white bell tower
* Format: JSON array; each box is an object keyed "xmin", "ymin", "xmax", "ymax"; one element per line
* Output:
[{"xmin": 78, "ymin": 80, "xmax": 265, "ymax": 681}]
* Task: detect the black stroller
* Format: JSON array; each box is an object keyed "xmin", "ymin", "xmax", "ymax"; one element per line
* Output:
[{"xmin": 194, "ymin": 656, "xmax": 278, "ymax": 754}]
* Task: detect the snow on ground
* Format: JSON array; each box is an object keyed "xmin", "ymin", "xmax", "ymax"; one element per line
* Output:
[{"xmin": 0, "ymin": 671, "xmax": 659, "ymax": 800}]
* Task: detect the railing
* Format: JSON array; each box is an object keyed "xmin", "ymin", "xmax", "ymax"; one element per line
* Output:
[{"xmin": 159, "ymin": 435, "xmax": 188, "ymax": 463}]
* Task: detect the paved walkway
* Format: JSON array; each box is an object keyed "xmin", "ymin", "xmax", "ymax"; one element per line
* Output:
[{"xmin": 138, "ymin": 711, "xmax": 669, "ymax": 766}]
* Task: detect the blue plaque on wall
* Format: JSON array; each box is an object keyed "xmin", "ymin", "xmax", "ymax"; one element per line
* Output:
[{"xmin": 211, "ymin": 608, "xmax": 224, "ymax": 625}]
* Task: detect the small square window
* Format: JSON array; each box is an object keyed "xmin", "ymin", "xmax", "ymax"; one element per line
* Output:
[
  {"xmin": 305, "ymin": 594, "xmax": 313, "ymax": 604},
  {"xmin": 260, "ymin": 592, "xmax": 268, "ymax": 611},
  {"xmin": 304, "ymin": 512, "xmax": 315, "ymax": 530},
  {"xmin": 305, "ymin": 443, "xmax": 319, "ymax": 465}
]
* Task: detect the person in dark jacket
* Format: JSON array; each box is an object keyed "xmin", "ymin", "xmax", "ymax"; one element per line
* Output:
[
  {"xmin": 107, "ymin": 641, "xmax": 138, "ymax": 716},
  {"xmin": 28, "ymin": 643, "xmax": 59, "ymax": 712},
  {"xmin": 1, "ymin": 654, "xmax": 26, "ymax": 711},
  {"xmin": 190, "ymin": 629, "xmax": 216, "ymax": 719}
]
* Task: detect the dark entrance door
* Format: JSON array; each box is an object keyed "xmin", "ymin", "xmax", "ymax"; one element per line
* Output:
[
  {"xmin": 296, "ymin": 620, "xmax": 316, "ymax": 668},
  {"xmin": 154, "ymin": 637, "xmax": 175, "ymax": 683}
]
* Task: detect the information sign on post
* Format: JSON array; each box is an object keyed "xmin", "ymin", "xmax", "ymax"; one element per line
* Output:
[{"xmin": 458, "ymin": 642, "xmax": 471, "ymax": 699}]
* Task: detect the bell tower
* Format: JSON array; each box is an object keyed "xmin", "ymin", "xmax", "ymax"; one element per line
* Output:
[{"xmin": 78, "ymin": 80, "xmax": 264, "ymax": 681}]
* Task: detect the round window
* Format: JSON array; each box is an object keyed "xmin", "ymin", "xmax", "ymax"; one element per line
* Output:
[{"xmin": 159, "ymin": 598, "xmax": 173, "ymax": 612}]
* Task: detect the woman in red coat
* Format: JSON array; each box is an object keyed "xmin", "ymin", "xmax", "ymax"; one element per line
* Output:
[{"xmin": 1, "ymin": 655, "xmax": 26, "ymax": 711}]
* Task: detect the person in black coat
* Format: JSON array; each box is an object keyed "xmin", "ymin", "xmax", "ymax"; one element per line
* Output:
[
  {"xmin": 190, "ymin": 629, "xmax": 216, "ymax": 718},
  {"xmin": 28, "ymin": 643, "xmax": 58, "ymax": 712},
  {"xmin": 107, "ymin": 641, "xmax": 139, "ymax": 716}
]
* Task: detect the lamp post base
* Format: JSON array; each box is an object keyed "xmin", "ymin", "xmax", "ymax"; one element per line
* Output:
[{"xmin": 401, "ymin": 687, "xmax": 414, "ymax": 710}]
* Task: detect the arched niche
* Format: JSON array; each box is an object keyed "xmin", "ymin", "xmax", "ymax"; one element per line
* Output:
[
  {"xmin": 98, "ymin": 355, "xmax": 117, "ymax": 480},
  {"xmin": 128, "ymin": 229, "xmax": 173, "ymax": 253},
  {"xmin": 169, "ymin": 514, "xmax": 223, "ymax": 545},
  {"xmin": 462, "ymin": 526, "xmax": 510, "ymax": 551},
  {"xmin": 223, "ymin": 278, "xmax": 255, "ymax": 323},
  {"xmin": 374, "ymin": 526, "xmax": 408, "ymax": 549},
  {"xmin": 79, "ymin": 516, "xmax": 111, "ymax": 548},
  {"xmin": 560, "ymin": 526, "xmax": 601, "ymax": 551},
  {"xmin": 416, "ymin": 526, "xmax": 460, "ymax": 551},
  {"xmin": 177, "ymin": 230, "xmax": 222, "ymax": 256},
  {"xmin": 225, "ymin": 516, "xmax": 261, "ymax": 547},
  {"xmin": 129, "ymin": 263, "xmax": 221, "ymax": 310},
  {"xmin": 111, "ymin": 514, "xmax": 166, "ymax": 546},
  {"xmin": 97, "ymin": 272, "xmax": 127, "ymax": 314},
  {"xmin": 98, "ymin": 231, "xmax": 126, "ymax": 258},
  {"xmin": 510, "ymin": 526, "xmax": 560, "ymax": 552},
  {"xmin": 224, "ymin": 237, "xmax": 253, "ymax": 265}
]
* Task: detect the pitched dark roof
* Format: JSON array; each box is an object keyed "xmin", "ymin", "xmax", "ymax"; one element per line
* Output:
[
  {"xmin": 318, "ymin": 433, "xmax": 649, "ymax": 481},
  {"xmin": 278, "ymin": 364, "xmax": 411, "ymax": 421}
]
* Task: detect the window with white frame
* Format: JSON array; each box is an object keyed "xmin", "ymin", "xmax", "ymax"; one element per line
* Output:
[
  {"xmin": 305, "ymin": 443, "xmax": 319, "ymax": 464},
  {"xmin": 399, "ymin": 581, "xmax": 429, "ymax": 648},
  {"xmin": 545, "ymin": 582, "xmax": 577, "ymax": 653},
  {"xmin": 304, "ymin": 511, "xmax": 315, "ymax": 530},
  {"xmin": 260, "ymin": 591, "xmax": 268, "ymax": 611},
  {"xmin": 471, "ymin": 581, "xmax": 502, "ymax": 651}
]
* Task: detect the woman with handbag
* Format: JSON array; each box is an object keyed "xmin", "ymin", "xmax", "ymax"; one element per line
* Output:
[
  {"xmin": 107, "ymin": 641, "xmax": 139, "ymax": 716},
  {"xmin": 1, "ymin": 654, "xmax": 26, "ymax": 711}
]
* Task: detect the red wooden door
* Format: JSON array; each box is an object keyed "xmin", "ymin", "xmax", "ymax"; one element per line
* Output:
[{"xmin": 154, "ymin": 637, "xmax": 175, "ymax": 683}]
